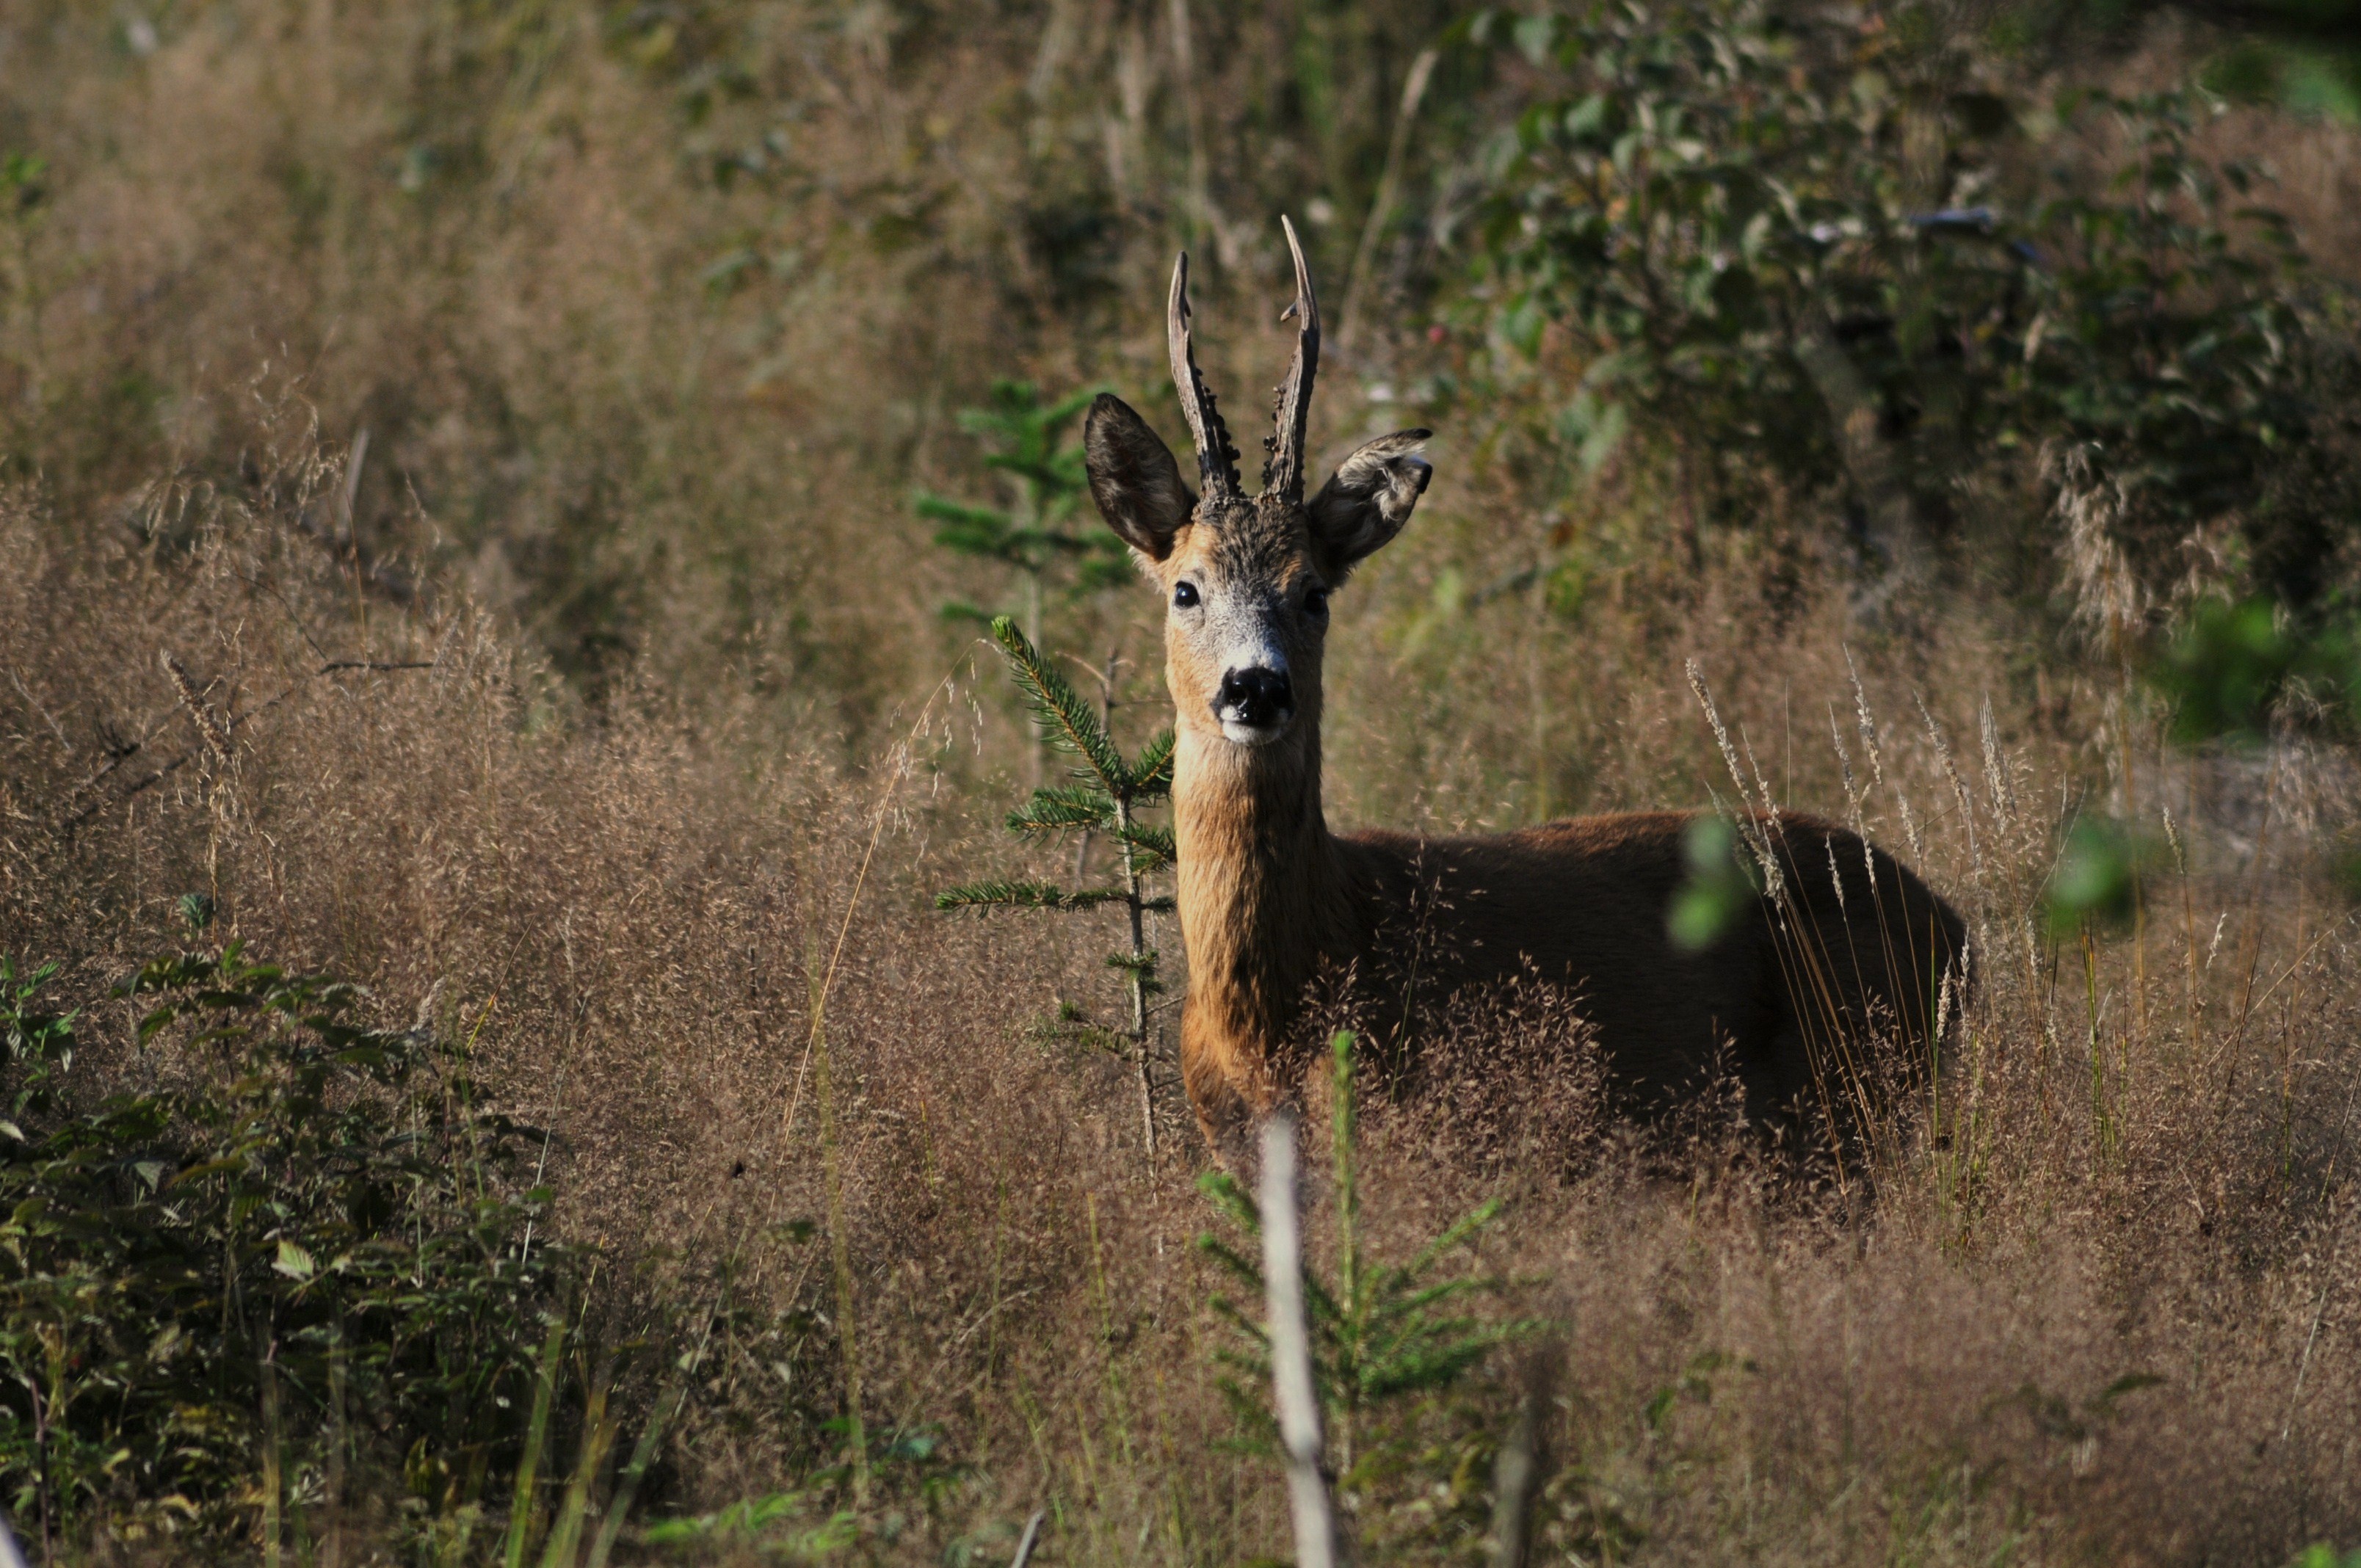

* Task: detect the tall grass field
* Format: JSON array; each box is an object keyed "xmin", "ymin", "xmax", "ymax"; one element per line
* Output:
[{"xmin": 3, "ymin": 0, "xmax": 2361, "ymax": 1562}]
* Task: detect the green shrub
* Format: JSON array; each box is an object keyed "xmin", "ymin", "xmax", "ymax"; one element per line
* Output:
[
  {"xmin": 1666, "ymin": 813, "xmax": 1763, "ymax": 951},
  {"xmin": 0, "ymin": 939, "xmax": 585, "ymax": 1556},
  {"xmin": 2044, "ymin": 816, "xmax": 2162, "ymax": 937},
  {"xmin": 2290, "ymin": 1545, "xmax": 2361, "ymax": 1568},
  {"xmin": 2148, "ymin": 595, "xmax": 2361, "ymax": 743},
  {"xmin": 1474, "ymin": 0, "xmax": 2358, "ymax": 605}
]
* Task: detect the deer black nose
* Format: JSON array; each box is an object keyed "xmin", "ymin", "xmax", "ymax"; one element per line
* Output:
[{"xmin": 1216, "ymin": 667, "xmax": 1294, "ymax": 728}]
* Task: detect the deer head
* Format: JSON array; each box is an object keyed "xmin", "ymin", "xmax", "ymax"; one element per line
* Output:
[{"xmin": 1083, "ymin": 219, "xmax": 1433, "ymax": 750}]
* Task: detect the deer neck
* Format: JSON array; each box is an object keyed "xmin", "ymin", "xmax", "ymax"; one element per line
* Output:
[{"xmin": 1172, "ymin": 719, "xmax": 1352, "ymax": 1078}]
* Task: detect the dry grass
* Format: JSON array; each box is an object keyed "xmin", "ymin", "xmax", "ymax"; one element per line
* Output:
[
  {"xmin": 3, "ymin": 426, "xmax": 2357, "ymax": 1563},
  {"xmin": 1, "ymin": 2, "xmax": 2358, "ymax": 1562}
]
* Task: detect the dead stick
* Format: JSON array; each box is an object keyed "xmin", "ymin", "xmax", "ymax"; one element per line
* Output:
[
  {"xmin": 1489, "ymin": 1347, "xmax": 1557, "ymax": 1568},
  {"xmin": 1261, "ymin": 1113, "xmax": 1346, "ymax": 1568},
  {"xmin": 1009, "ymin": 1508, "xmax": 1045, "ymax": 1568}
]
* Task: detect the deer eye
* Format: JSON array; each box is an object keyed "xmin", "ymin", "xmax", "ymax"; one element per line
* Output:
[
  {"xmin": 1304, "ymin": 587, "xmax": 1330, "ymax": 619},
  {"xmin": 1172, "ymin": 581, "xmax": 1200, "ymax": 609}
]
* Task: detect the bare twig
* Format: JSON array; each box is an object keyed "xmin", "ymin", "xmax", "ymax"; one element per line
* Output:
[
  {"xmin": 289, "ymin": 498, "xmax": 418, "ymax": 605},
  {"xmin": 1338, "ymin": 48, "xmax": 1440, "ymax": 353},
  {"xmin": 341, "ymin": 429, "xmax": 371, "ymax": 639},
  {"xmin": 339, "ymin": 428, "xmax": 369, "ymax": 543},
  {"xmin": 1261, "ymin": 1112, "xmax": 1346, "ymax": 1568},
  {"xmin": 779, "ymin": 661, "xmax": 969, "ymax": 1144},
  {"xmin": 1488, "ymin": 1349, "xmax": 1557, "ymax": 1568},
  {"xmin": 1009, "ymin": 1508, "xmax": 1045, "ymax": 1568},
  {"xmin": 160, "ymin": 651, "xmax": 233, "ymax": 763},
  {"xmin": 2282, "ymin": 1057, "xmax": 2361, "ymax": 1441},
  {"xmin": 7, "ymin": 668, "xmax": 72, "ymax": 755}
]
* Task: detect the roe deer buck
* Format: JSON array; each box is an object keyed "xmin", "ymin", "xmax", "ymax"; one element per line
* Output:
[{"xmin": 1081, "ymin": 219, "xmax": 1966, "ymax": 1170}]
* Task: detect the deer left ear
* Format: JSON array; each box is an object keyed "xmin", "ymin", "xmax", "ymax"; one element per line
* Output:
[
  {"xmin": 1084, "ymin": 393, "xmax": 1197, "ymax": 562},
  {"xmin": 1307, "ymin": 429, "xmax": 1432, "ymax": 572}
]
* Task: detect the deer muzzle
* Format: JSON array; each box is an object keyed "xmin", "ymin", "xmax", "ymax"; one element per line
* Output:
[{"xmin": 1214, "ymin": 665, "xmax": 1294, "ymax": 743}]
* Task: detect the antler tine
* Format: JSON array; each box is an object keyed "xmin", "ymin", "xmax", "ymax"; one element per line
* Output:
[
  {"xmin": 1168, "ymin": 251, "xmax": 1243, "ymax": 504},
  {"xmin": 1264, "ymin": 215, "xmax": 1321, "ymax": 502}
]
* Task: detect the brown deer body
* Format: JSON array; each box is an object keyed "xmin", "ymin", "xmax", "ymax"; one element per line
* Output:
[{"xmin": 1084, "ymin": 222, "xmax": 1965, "ymax": 1167}]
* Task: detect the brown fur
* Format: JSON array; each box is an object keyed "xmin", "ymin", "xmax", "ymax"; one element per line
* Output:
[
  {"xmin": 1082, "ymin": 262, "xmax": 1965, "ymax": 1169},
  {"xmin": 1151, "ymin": 513, "xmax": 1962, "ymax": 1170}
]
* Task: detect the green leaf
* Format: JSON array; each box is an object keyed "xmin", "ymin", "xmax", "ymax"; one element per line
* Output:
[{"xmin": 165, "ymin": 1157, "xmax": 247, "ymax": 1188}]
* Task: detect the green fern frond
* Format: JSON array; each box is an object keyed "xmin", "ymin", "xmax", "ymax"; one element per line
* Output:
[
  {"xmin": 937, "ymin": 600, "xmax": 1004, "ymax": 628},
  {"xmin": 1195, "ymin": 1170, "xmax": 1260, "ymax": 1238},
  {"xmin": 1377, "ymin": 1276, "xmax": 1502, "ymax": 1319},
  {"xmin": 1028, "ymin": 1015, "xmax": 1132, "ymax": 1055},
  {"xmin": 913, "ymin": 494, "xmax": 1014, "ymax": 531},
  {"xmin": 1037, "ymin": 384, "xmax": 1104, "ymax": 429},
  {"xmin": 1193, "ymin": 1030, "xmax": 1544, "ymax": 1446},
  {"xmin": 1399, "ymin": 1197, "xmax": 1506, "ymax": 1278},
  {"xmin": 937, "ymin": 880, "xmax": 1135, "ymax": 911}
]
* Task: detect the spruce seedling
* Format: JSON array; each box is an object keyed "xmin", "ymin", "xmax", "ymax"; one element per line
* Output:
[
  {"xmin": 1197, "ymin": 1032, "xmax": 1539, "ymax": 1478},
  {"xmin": 938, "ymin": 616, "xmax": 1175, "ymax": 1158},
  {"xmin": 914, "ymin": 380, "xmax": 1128, "ymax": 643}
]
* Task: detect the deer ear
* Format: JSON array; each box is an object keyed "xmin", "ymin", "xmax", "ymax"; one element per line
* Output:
[
  {"xmin": 1308, "ymin": 429, "xmax": 1431, "ymax": 572},
  {"xmin": 1084, "ymin": 393, "xmax": 1196, "ymax": 562}
]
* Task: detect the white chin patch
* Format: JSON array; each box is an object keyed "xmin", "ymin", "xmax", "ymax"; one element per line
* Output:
[{"xmin": 1220, "ymin": 719, "xmax": 1288, "ymax": 747}]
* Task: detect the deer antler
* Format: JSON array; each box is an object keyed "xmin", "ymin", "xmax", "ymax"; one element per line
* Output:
[
  {"xmin": 1168, "ymin": 251, "xmax": 1244, "ymax": 504},
  {"xmin": 1263, "ymin": 215, "xmax": 1321, "ymax": 503}
]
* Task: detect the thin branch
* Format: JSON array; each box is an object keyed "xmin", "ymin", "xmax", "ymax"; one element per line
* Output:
[
  {"xmin": 1338, "ymin": 47, "xmax": 1440, "ymax": 353},
  {"xmin": 1261, "ymin": 1113, "xmax": 1346, "ymax": 1568},
  {"xmin": 1009, "ymin": 1509, "xmax": 1045, "ymax": 1568}
]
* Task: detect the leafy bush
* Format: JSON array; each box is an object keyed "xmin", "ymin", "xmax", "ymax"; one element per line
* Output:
[
  {"xmin": 1666, "ymin": 813, "xmax": 1763, "ymax": 951},
  {"xmin": 2291, "ymin": 1545, "xmax": 2361, "ymax": 1568},
  {"xmin": 0, "ymin": 938, "xmax": 584, "ymax": 1557},
  {"xmin": 2148, "ymin": 595, "xmax": 2361, "ymax": 742},
  {"xmin": 1476, "ymin": 0, "xmax": 2358, "ymax": 604}
]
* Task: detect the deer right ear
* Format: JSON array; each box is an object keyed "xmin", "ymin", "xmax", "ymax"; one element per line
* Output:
[
  {"xmin": 1307, "ymin": 429, "xmax": 1432, "ymax": 573},
  {"xmin": 1084, "ymin": 393, "xmax": 1196, "ymax": 562}
]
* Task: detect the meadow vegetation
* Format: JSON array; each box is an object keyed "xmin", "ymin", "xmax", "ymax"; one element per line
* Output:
[{"xmin": 3, "ymin": 0, "xmax": 2361, "ymax": 1561}]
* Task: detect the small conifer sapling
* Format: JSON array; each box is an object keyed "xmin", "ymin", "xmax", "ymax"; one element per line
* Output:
[{"xmin": 937, "ymin": 617, "xmax": 1176, "ymax": 1161}]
